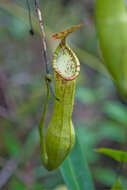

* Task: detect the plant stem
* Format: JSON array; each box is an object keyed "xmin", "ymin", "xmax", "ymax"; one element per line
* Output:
[
  {"xmin": 34, "ymin": 0, "xmax": 59, "ymax": 101},
  {"xmin": 34, "ymin": 0, "xmax": 49, "ymax": 73}
]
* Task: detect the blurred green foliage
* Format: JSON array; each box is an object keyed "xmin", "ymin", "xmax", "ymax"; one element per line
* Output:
[
  {"xmin": 111, "ymin": 179, "xmax": 123, "ymax": 190},
  {"xmin": 0, "ymin": 0, "xmax": 127, "ymax": 190}
]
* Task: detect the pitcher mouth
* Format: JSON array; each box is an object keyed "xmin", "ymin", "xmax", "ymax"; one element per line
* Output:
[{"xmin": 52, "ymin": 42, "xmax": 80, "ymax": 81}]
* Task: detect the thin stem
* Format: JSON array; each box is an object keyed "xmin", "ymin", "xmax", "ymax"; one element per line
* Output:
[
  {"xmin": 26, "ymin": 0, "xmax": 34, "ymax": 35},
  {"xmin": 34, "ymin": 0, "xmax": 49, "ymax": 73},
  {"xmin": 34, "ymin": 0, "xmax": 60, "ymax": 101},
  {"xmin": 38, "ymin": 77, "xmax": 50, "ymax": 162},
  {"xmin": 48, "ymin": 81, "xmax": 60, "ymax": 101},
  {"xmin": 38, "ymin": 75, "xmax": 51, "ymax": 167}
]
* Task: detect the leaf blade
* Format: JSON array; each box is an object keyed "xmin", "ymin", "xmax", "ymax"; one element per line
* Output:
[
  {"xmin": 60, "ymin": 136, "xmax": 95, "ymax": 190},
  {"xmin": 96, "ymin": 148, "xmax": 127, "ymax": 163}
]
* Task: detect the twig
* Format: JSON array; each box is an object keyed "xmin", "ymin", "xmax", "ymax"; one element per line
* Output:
[
  {"xmin": 34, "ymin": 0, "xmax": 59, "ymax": 101},
  {"xmin": 0, "ymin": 156, "xmax": 19, "ymax": 189}
]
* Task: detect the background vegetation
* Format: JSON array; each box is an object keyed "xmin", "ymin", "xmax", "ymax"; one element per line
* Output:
[{"xmin": 0, "ymin": 0, "xmax": 127, "ymax": 189}]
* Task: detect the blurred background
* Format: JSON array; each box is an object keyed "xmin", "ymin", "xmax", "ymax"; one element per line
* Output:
[{"xmin": 0, "ymin": 0, "xmax": 127, "ymax": 189}]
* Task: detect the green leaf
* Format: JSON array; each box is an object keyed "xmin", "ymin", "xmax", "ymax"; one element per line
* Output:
[
  {"xmin": 103, "ymin": 101, "xmax": 127, "ymax": 124},
  {"xmin": 99, "ymin": 121, "xmax": 126, "ymax": 142},
  {"xmin": 76, "ymin": 126, "xmax": 99, "ymax": 163},
  {"xmin": 96, "ymin": 0, "xmax": 127, "ymax": 98},
  {"xmin": 94, "ymin": 168, "xmax": 127, "ymax": 189},
  {"xmin": 3, "ymin": 128, "xmax": 21, "ymax": 156},
  {"xmin": 60, "ymin": 135, "xmax": 95, "ymax": 190},
  {"xmin": 33, "ymin": 183, "xmax": 45, "ymax": 190},
  {"xmin": 10, "ymin": 178, "xmax": 25, "ymax": 190},
  {"xmin": 94, "ymin": 168, "xmax": 116, "ymax": 186},
  {"xmin": 111, "ymin": 179, "xmax": 123, "ymax": 190},
  {"xmin": 96, "ymin": 148, "xmax": 127, "ymax": 162},
  {"xmin": 76, "ymin": 86, "xmax": 96, "ymax": 105}
]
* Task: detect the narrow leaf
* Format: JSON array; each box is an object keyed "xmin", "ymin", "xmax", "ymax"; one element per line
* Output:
[
  {"xmin": 60, "ymin": 135, "xmax": 95, "ymax": 190},
  {"xmin": 96, "ymin": 148, "xmax": 127, "ymax": 162},
  {"xmin": 103, "ymin": 101, "xmax": 127, "ymax": 124}
]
